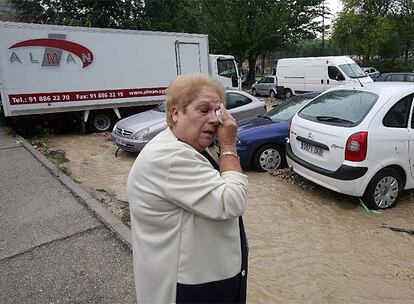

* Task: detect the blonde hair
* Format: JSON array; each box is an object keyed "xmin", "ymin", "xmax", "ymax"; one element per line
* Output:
[{"xmin": 165, "ymin": 73, "xmax": 226, "ymax": 128}]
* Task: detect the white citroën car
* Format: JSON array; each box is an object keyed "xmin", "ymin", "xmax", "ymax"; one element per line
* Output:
[{"xmin": 287, "ymin": 82, "xmax": 414, "ymax": 209}]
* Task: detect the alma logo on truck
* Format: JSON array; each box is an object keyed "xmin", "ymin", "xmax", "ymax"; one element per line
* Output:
[{"xmin": 9, "ymin": 34, "xmax": 93, "ymax": 68}]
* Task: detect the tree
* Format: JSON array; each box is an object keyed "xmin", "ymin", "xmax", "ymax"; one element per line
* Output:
[
  {"xmin": 140, "ymin": 0, "xmax": 201, "ymax": 33},
  {"xmin": 331, "ymin": 0, "xmax": 412, "ymax": 60},
  {"xmin": 198, "ymin": 0, "xmax": 324, "ymax": 82},
  {"xmin": 10, "ymin": 0, "xmax": 143, "ymax": 28},
  {"xmin": 394, "ymin": 0, "xmax": 414, "ymax": 60}
]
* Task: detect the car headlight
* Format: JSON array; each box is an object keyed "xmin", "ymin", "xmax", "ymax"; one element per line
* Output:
[
  {"xmin": 112, "ymin": 124, "xmax": 117, "ymax": 132},
  {"xmin": 133, "ymin": 128, "xmax": 150, "ymax": 140}
]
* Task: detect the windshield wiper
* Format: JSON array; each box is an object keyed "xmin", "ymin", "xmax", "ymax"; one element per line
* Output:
[
  {"xmin": 316, "ymin": 116, "xmax": 353, "ymax": 124},
  {"xmin": 262, "ymin": 116, "xmax": 272, "ymax": 120}
]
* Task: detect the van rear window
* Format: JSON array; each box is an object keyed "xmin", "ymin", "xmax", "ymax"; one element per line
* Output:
[{"xmin": 298, "ymin": 90, "xmax": 378, "ymax": 127}]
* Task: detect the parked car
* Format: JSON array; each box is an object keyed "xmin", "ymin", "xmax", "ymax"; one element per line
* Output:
[
  {"xmin": 362, "ymin": 67, "xmax": 380, "ymax": 80},
  {"xmin": 112, "ymin": 90, "xmax": 266, "ymax": 153},
  {"xmin": 376, "ymin": 72, "xmax": 414, "ymax": 82},
  {"xmin": 286, "ymin": 82, "xmax": 414, "ymax": 210},
  {"xmin": 251, "ymin": 75, "xmax": 278, "ymax": 97},
  {"xmin": 215, "ymin": 92, "xmax": 319, "ymax": 172}
]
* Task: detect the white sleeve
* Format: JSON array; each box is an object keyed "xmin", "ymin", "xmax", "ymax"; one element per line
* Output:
[{"xmin": 165, "ymin": 149, "xmax": 248, "ymax": 220}]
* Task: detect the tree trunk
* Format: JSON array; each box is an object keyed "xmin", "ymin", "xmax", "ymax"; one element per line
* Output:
[
  {"xmin": 405, "ymin": 41, "xmax": 409, "ymax": 61},
  {"xmin": 261, "ymin": 55, "xmax": 265, "ymax": 77},
  {"xmin": 247, "ymin": 55, "xmax": 256, "ymax": 83}
]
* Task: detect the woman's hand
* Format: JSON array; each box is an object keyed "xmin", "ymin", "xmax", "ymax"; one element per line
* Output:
[
  {"xmin": 216, "ymin": 103, "xmax": 238, "ymax": 149},
  {"xmin": 216, "ymin": 104, "xmax": 242, "ymax": 173}
]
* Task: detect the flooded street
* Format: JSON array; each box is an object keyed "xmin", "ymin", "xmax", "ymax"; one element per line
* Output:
[{"xmin": 46, "ymin": 132, "xmax": 414, "ymax": 303}]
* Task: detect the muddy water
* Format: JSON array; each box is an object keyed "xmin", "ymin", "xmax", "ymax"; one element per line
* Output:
[{"xmin": 48, "ymin": 133, "xmax": 414, "ymax": 303}]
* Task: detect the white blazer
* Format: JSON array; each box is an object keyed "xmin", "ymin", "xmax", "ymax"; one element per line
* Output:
[{"xmin": 127, "ymin": 128, "xmax": 248, "ymax": 303}]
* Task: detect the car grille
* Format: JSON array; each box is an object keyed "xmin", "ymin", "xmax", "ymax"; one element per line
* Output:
[{"xmin": 114, "ymin": 127, "xmax": 133, "ymax": 138}]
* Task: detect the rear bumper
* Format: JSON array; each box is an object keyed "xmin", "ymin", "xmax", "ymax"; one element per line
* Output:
[
  {"xmin": 286, "ymin": 142, "xmax": 369, "ymax": 196},
  {"xmin": 286, "ymin": 143, "xmax": 367, "ymax": 180}
]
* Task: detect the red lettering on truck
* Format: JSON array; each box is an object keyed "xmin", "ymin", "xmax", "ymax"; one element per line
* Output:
[
  {"xmin": 8, "ymin": 87, "xmax": 167, "ymax": 105},
  {"xmin": 9, "ymin": 38, "xmax": 94, "ymax": 68}
]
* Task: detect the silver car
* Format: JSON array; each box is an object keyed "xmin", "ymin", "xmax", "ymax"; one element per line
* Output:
[
  {"xmin": 362, "ymin": 67, "xmax": 380, "ymax": 80},
  {"xmin": 251, "ymin": 75, "xmax": 277, "ymax": 97},
  {"xmin": 112, "ymin": 90, "xmax": 266, "ymax": 153}
]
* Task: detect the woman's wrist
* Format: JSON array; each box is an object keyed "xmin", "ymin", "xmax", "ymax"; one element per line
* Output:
[{"xmin": 220, "ymin": 144, "xmax": 237, "ymax": 152}]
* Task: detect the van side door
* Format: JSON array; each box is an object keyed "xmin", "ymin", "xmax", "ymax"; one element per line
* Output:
[{"xmin": 326, "ymin": 66, "xmax": 345, "ymax": 90}]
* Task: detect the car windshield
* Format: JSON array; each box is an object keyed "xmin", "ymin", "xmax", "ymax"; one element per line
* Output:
[
  {"xmin": 339, "ymin": 63, "xmax": 366, "ymax": 78},
  {"xmin": 264, "ymin": 96, "xmax": 311, "ymax": 122},
  {"xmin": 154, "ymin": 103, "xmax": 166, "ymax": 112},
  {"xmin": 298, "ymin": 90, "xmax": 378, "ymax": 127}
]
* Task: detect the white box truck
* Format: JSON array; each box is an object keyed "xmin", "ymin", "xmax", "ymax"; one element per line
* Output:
[
  {"xmin": 0, "ymin": 22, "xmax": 241, "ymax": 132},
  {"xmin": 276, "ymin": 56, "xmax": 373, "ymax": 98}
]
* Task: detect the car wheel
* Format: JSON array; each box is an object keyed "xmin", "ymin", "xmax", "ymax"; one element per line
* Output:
[
  {"xmin": 88, "ymin": 111, "xmax": 116, "ymax": 133},
  {"xmin": 252, "ymin": 88, "xmax": 257, "ymax": 96},
  {"xmin": 270, "ymin": 90, "xmax": 276, "ymax": 98},
  {"xmin": 253, "ymin": 145, "xmax": 285, "ymax": 172},
  {"xmin": 284, "ymin": 89, "xmax": 292, "ymax": 99},
  {"xmin": 362, "ymin": 168, "xmax": 402, "ymax": 210}
]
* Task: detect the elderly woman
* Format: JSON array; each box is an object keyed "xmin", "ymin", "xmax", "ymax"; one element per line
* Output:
[{"xmin": 127, "ymin": 73, "xmax": 248, "ymax": 303}]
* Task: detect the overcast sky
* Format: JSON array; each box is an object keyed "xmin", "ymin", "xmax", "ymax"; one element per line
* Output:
[{"xmin": 327, "ymin": 0, "xmax": 343, "ymax": 17}]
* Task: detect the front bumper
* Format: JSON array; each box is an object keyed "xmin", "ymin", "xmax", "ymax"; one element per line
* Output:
[{"xmin": 111, "ymin": 132, "xmax": 148, "ymax": 153}]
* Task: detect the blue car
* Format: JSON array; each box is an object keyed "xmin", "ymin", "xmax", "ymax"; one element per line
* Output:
[{"xmin": 216, "ymin": 92, "xmax": 319, "ymax": 172}]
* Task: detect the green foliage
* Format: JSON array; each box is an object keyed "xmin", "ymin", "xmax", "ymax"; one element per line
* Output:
[
  {"xmin": 10, "ymin": 0, "xmax": 143, "ymax": 28},
  {"xmin": 273, "ymin": 39, "xmax": 341, "ymax": 58},
  {"xmin": 140, "ymin": 0, "xmax": 201, "ymax": 33},
  {"xmin": 197, "ymin": 0, "xmax": 324, "ymax": 81},
  {"xmin": 331, "ymin": 0, "xmax": 413, "ymax": 61}
]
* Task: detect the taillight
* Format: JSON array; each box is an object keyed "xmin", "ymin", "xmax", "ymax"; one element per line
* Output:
[{"xmin": 345, "ymin": 132, "xmax": 368, "ymax": 162}]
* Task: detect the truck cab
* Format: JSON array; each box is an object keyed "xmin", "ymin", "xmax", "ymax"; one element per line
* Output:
[{"xmin": 209, "ymin": 54, "xmax": 241, "ymax": 90}]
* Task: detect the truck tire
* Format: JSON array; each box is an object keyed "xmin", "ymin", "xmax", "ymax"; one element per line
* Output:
[
  {"xmin": 252, "ymin": 88, "xmax": 258, "ymax": 96},
  {"xmin": 87, "ymin": 111, "xmax": 116, "ymax": 133},
  {"xmin": 253, "ymin": 144, "xmax": 285, "ymax": 172},
  {"xmin": 270, "ymin": 90, "xmax": 276, "ymax": 98},
  {"xmin": 362, "ymin": 168, "xmax": 402, "ymax": 210},
  {"xmin": 284, "ymin": 89, "xmax": 292, "ymax": 99}
]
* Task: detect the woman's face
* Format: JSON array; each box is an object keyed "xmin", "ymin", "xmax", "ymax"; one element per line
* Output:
[{"xmin": 171, "ymin": 88, "xmax": 222, "ymax": 151}]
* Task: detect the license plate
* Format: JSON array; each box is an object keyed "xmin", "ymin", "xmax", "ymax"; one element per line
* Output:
[
  {"xmin": 115, "ymin": 138, "xmax": 127, "ymax": 146},
  {"xmin": 301, "ymin": 141, "xmax": 323, "ymax": 156}
]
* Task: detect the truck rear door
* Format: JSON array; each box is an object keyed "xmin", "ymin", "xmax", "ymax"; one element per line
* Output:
[{"xmin": 175, "ymin": 42, "xmax": 201, "ymax": 75}]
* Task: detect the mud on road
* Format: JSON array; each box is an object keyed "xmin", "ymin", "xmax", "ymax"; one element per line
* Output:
[{"xmin": 37, "ymin": 131, "xmax": 414, "ymax": 303}]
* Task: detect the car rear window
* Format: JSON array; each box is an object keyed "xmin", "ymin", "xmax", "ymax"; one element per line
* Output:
[{"xmin": 298, "ymin": 90, "xmax": 378, "ymax": 127}]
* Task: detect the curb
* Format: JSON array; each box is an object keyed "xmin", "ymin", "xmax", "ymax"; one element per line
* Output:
[{"xmin": 15, "ymin": 135, "xmax": 132, "ymax": 248}]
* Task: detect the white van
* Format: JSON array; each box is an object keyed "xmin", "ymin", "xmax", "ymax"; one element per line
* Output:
[{"xmin": 276, "ymin": 56, "xmax": 373, "ymax": 98}]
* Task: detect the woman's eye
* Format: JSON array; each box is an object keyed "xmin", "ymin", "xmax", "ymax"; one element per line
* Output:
[{"xmin": 199, "ymin": 108, "xmax": 209, "ymax": 114}]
